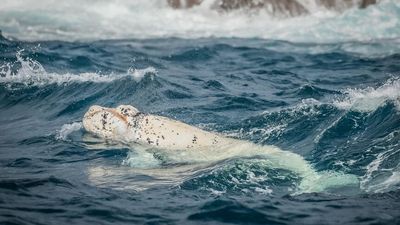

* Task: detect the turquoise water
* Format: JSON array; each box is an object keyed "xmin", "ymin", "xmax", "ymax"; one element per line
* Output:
[{"xmin": 1, "ymin": 1, "xmax": 400, "ymax": 224}]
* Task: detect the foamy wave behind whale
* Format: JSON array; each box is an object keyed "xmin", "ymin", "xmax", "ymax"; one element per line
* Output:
[{"xmin": 0, "ymin": 0, "xmax": 399, "ymax": 42}]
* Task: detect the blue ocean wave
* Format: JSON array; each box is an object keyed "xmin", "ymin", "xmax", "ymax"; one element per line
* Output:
[{"xmin": 0, "ymin": 13, "xmax": 399, "ymax": 224}]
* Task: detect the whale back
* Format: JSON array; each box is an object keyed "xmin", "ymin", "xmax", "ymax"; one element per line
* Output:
[
  {"xmin": 83, "ymin": 105, "xmax": 231, "ymax": 150},
  {"xmin": 133, "ymin": 114, "xmax": 231, "ymax": 150}
]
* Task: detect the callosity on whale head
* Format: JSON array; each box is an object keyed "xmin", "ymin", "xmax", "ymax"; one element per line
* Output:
[{"xmin": 82, "ymin": 105, "xmax": 140, "ymax": 142}]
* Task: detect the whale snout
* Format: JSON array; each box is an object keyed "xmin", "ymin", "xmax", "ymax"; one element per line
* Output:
[{"xmin": 83, "ymin": 105, "xmax": 135, "ymax": 140}]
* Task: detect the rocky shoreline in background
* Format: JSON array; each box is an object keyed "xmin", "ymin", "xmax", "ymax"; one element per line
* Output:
[{"xmin": 167, "ymin": 0, "xmax": 377, "ymax": 17}]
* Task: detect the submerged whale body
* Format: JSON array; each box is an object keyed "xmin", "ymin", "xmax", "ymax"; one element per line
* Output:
[{"xmin": 83, "ymin": 105, "xmax": 359, "ymax": 193}]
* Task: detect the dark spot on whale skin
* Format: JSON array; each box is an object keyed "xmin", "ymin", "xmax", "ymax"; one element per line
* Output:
[
  {"xmin": 176, "ymin": 133, "xmax": 179, "ymax": 135},
  {"xmin": 130, "ymin": 112, "xmax": 144, "ymax": 119},
  {"xmin": 122, "ymin": 110, "xmax": 128, "ymax": 116},
  {"xmin": 192, "ymin": 135, "xmax": 198, "ymax": 144},
  {"xmin": 161, "ymin": 135, "xmax": 165, "ymax": 140},
  {"xmin": 120, "ymin": 107, "xmax": 126, "ymax": 115},
  {"xmin": 212, "ymin": 138, "xmax": 218, "ymax": 145},
  {"xmin": 102, "ymin": 112, "xmax": 108, "ymax": 120},
  {"xmin": 146, "ymin": 137, "xmax": 154, "ymax": 144},
  {"xmin": 101, "ymin": 112, "xmax": 108, "ymax": 129}
]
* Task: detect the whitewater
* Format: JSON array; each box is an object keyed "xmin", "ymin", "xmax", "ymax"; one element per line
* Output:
[
  {"xmin": 0, "ymin": 0, "xmax": 399, "ymax": 42},
  {"xmin": 0, "ymin": 1, "xmax": 399, "ymax": 225}
]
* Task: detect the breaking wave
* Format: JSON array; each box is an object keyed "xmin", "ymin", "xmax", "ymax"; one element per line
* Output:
[
  {"xmin": 0, "ymin": 51, "xmax": 157, "ymax": 87},
  {"xmin": 0, "ymin": 0, "xmax": 399, "ymax": 42}
]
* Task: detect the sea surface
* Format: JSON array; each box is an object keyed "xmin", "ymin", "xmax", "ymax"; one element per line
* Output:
[{"xmin": 1, "ymin": 0, "xmax": 400, "ymax": 224}]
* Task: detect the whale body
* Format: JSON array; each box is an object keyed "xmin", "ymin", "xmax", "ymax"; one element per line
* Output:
[
  {"xmin": 83, "ymin": 105, "xmax": 235, "ymax": 150},
  {"xmin": 83, "ymin": 105, "xmax": 359, "ymax": 193}
]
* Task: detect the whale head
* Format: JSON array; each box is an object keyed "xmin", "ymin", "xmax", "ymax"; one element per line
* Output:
[{"xmin": 83, "ymin": 105, "xmax": 140, "ymax": 141}]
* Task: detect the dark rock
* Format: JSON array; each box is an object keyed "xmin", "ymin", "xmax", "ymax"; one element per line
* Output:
[
  {"xmin": 318, "ymin": 0, "xmax": 377, "ymax": 11},
  {"xmin": 215, "ymin": 0, "xmax": 307, "ymax": 17},
  {"xmin": 167, "ymin": 0, "xmax": 202, "ymax": 8},
  {"xmin": 167, "ymin": 0, "xmax": 377, "ymax": 16},
  {"xmin": 360, "ymin": 0, "xmax": 376, "ymax": 8}
]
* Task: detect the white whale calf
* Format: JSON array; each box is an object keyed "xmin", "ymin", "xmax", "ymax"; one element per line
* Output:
[
  {"xmin": 83, "ymin": 105, "xmax": 358, "ymax": 193},
  {"xmin": 83, "ymin": 105, "xmax": 234, "ymax": 150}
]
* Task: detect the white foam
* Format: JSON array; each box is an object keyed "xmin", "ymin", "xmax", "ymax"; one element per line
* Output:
[
  {"xmin": 333, "ymin": 78, "xmax": 400, "ymax": 112},
  {"xmin": 207, "ymin": 188, "xmax": 227, "ymax": 196},
  {"xmin": 361, "ymin": 158, "xmax": 400, "ymax": 193},
  {"xmin": 0, "ymin": 0, "xmax": 398, "ymax": 43},
  {"xmin": 254, "ymin": 186, "xmax": 273, "ymax": 195},
  {"xmin": 56, "ymin": 122, "xmax": 82, "ymax": 141},
  {"xmin": 226, "ymin": 98, "xmax": 321, "ymax": 142},
  {"xmin": 360, "ymin": 131, "xmax": 400, "ymax": 193},
  {"xmin": 127, "ymin": 66, "xmax": 157, "ymax": 82},
  {"xmin": 298, "ymin": 170, "xmax": 359, "ymax": 193},
  {"xmin": 0, "ymin": 51, "xmax": 156, "ymax": 87},
  {"xmin": 122, "ymin": 149, "xmax": 161, "ymax": 169},
  {"xmin": 372, "ymin": 171, "xmax": 400, "ymax": 192}
]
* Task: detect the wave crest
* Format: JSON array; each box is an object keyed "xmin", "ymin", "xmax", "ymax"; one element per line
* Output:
[
  {"xmin": 0, "ymin": 51, "xmax": 157, "ymax": 87},
  {"xmin": 333, "ymin": 77, "xmax": 400, "ymax": 112}
]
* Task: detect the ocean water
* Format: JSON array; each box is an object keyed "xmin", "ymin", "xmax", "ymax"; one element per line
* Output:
[{"xmin": 1, "ymin": 0, "xmax": 400, "ymax": 224}]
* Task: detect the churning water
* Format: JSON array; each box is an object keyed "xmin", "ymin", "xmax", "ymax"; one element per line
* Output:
[{"xmin": 1, "ymin": 0, "xmax": 400, "ymax": 224}]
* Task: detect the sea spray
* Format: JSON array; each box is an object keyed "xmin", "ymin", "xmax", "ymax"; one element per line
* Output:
[
  {"xmin": 0, "ymin": 51, "xmax": 157, "ymax": 87},
  {"xmin": 0, "ymin": 0, "xmax": 399, "ymax": 42}
]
